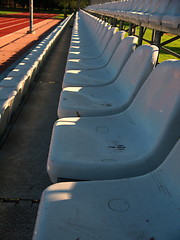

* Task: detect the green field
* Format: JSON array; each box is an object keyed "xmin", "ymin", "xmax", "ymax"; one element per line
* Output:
[
  {"xmin": 0, "ymin": 10, "xmax": 70, "ymax": 19},
  {"xmin": 53, "ymin": 13, "xmax": 71, "ymax": 19},
  {"xmin": 0, "ymin": 10, "xmax": 23, "ymax": 14},
  {"xmin": 121, "ymin": 24, "xmax": 180, "ymax": 62}
]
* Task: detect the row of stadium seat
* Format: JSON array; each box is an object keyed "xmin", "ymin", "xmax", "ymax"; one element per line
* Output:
[
  {"xmin": 33, "ymin": 10, "xmax": 180, "ymax": 239},
  {"xmin": 0, "ymin": 15, "xmax": 73, "ymax": 137},
  {"xmin": 86, "ymin": 0, "xmax": 180, "ymax": 30}
]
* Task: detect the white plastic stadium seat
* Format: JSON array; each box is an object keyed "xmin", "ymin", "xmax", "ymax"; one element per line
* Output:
[
  {"xmin": 161, "ymin": 0, "xmax": 180, "ymax": 29},
  {"xmin": 139, "ymin": 0, "xmax": 161, "ymax": 23},
  {"xmin": 68, "ymin": 25, "xmax": 116, "ymax": 60},
  {"xmin": 33, "ymin": 141, "xmax": 180, "ymax": 240},
  {"xmin": 148, "ymin": 0, "xmax": 171, "ymax": 26},
  {"xmin": 122, "ymin": 0, "xmax": 142, "ymax": 20},
  {"xmin": 69, "ymin": 11, "xmax": 112, "ymax": 59},
  {"xmin": 0, "ymin": 76, "xmax": 26, "ymax": 112},
  {"xmin": 48, "ymin": 60, "xmax": 180, "ymax": 182},
  {"xmin": 69, "ymin": 23, "xmax": 111, "ymax": 58},
  {"xmin": 115, "ymin": 0, "xmax": 137, "ymax": 18},
  {"xmin": 65, "ymin": 30, "xmax": 125, "ymax": 70},
  {"xmin": 58, "ymin": 45, "xmax": 159, "ymax": 118},
  {"xmin": 127, "ymin": 0, "xmax": 149, "ymax": 22},
  {"xmin": 62, "ymin": 36, "xmax": 138, "ymax": 88},
  {"xmin": 0, "ymin": 87, "xmax": 17, "ymax": 135}
]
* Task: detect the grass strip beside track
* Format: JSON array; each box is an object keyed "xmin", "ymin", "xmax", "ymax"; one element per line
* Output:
[
  {"xmin": 53, "ymin": 14, "xmax": 71, "ymax": 19},
  {"xmin": 0, "ymin": 11, "xmax": 23, "ymax": 15}
]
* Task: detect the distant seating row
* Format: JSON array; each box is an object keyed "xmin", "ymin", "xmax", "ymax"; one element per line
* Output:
[
  {"xmin": 47, "ymin": 10, "xmax": 179, "ymax": 182},
  {"xmin": 0, "ymin": 15, "xmax": 73, "ymax": 137},
  {"xmin": 33, "ymin": 10, "xmax": 180, "ymax": 240},
  {"xmin": 86, "ymin": 0, "xmax": 180, "ymax": 30}
]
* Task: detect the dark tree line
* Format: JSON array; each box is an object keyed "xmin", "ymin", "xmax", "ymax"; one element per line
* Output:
[{"xmin": 0, "ymin": 0, "xmax": 90, "ymax": 12}]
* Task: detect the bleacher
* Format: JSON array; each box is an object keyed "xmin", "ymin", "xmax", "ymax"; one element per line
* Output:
[
  {"xmin": 31, "ymin": 9, "xmax": 180, "ymax": 240},
  {"xmin": 86, "ymin": 0, "xmax": 180, "ymax": 35},
  {"xmin": 0, "ymin": 15, "xmax": 73, "ymax": 138}
]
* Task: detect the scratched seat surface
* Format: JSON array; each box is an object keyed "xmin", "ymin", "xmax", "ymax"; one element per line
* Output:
[
  {"xmin": 48, "ymin": 60, "xmax": 180, "ymax": 182},
  {"xmin": 33, "ymin": 141, "xmax": 180, "ymax": 240}
]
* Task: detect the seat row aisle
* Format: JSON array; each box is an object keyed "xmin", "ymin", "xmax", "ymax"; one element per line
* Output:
[{"xmin": 33, "ymin": 10, "xmax": 180, "ymax": 240}]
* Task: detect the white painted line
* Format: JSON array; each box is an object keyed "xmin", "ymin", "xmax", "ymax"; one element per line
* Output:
[{"xmin": 0, "ymin": 20, "xmax": 30, "ymax": 30}]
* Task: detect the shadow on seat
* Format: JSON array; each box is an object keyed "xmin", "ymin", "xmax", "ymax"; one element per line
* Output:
[
  {"xmin": 48, "ymin": 60, "xmax": 180, "ymax": 182},
  {"xmin": 58, "ymin": 44, "xmax": 159, "ymax": 118},
  {"xmin": 33, "ymin": 140, "xmax": 180, "ymax": 240}
]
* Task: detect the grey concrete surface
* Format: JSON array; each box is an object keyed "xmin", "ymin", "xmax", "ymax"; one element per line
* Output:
[{"xmin": 0, "ymin": 19, "xmax": 73, "ymax": 240}]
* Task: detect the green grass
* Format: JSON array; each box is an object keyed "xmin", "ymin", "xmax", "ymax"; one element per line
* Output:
[
  {"xmin": 117, "ymin": 23, "xmax": 180, "ymax": 62},
  {"xmin": 0, "ymin": 10, "xmax": 71, "ymax": 19},
  {"xmin": 136, "ymin": 27, "xmax": 180, "ymax": 62},
  {"xmin": 159, "ymin": 33, "xmax": 180, "ymax": 62},
  {"xmin": 0, "ymin": 10, "xmax": 22, "ymax": 15},
  {"xmin": 53, "ymin": 14, "xmax": 71, "ymax": 19}
]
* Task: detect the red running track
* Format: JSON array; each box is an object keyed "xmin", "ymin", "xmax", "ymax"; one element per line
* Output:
[{"xmin": 0, "ymin": 12, "xmax": 58, "ymax": 37}]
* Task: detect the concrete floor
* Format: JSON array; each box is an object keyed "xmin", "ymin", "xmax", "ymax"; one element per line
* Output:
[{"xmin": 0, "ymin": 19, "xmax": 73, "ymax": 240}]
